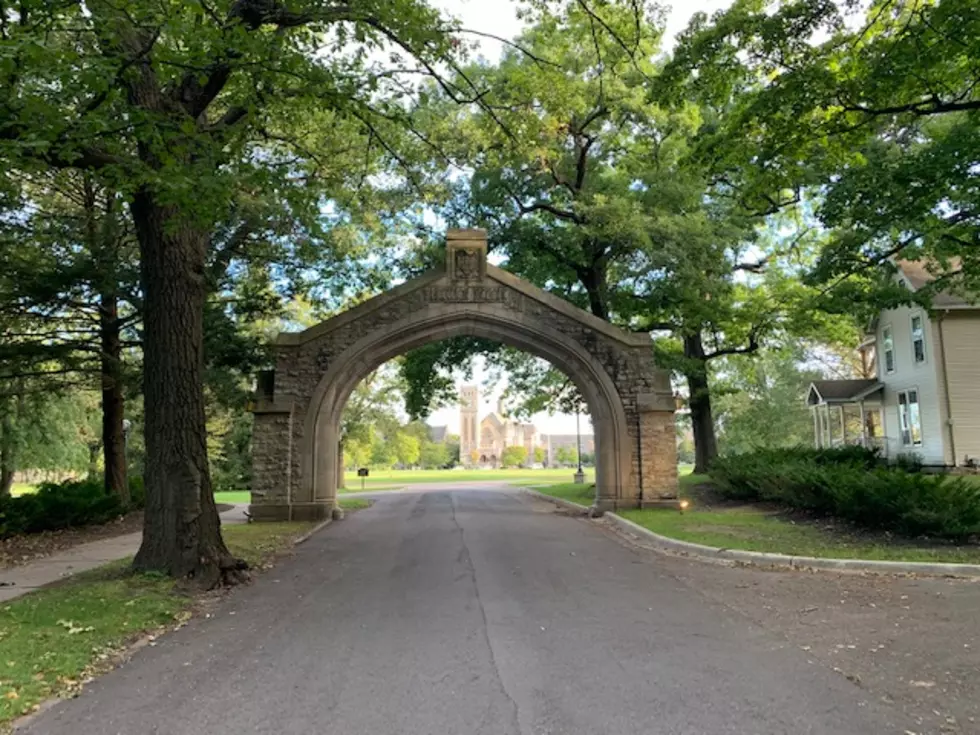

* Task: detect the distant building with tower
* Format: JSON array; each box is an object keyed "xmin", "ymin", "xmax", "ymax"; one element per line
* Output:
[{"xmin": 458, "ymin": 385, "xmax": 592, "ymax": 467}]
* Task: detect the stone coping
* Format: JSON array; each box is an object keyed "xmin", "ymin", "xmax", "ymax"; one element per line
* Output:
[
  {"xmin": 520, "ymin": 489, "xmax": 980, "ymax": 579},
  {"xmin": 275, "ymin": 264, "xmax": 652, "ymax": 350}
]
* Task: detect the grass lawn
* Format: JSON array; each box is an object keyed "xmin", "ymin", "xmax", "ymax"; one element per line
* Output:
[
  {"xmin": 10, "ymin": 483, "xmax": 36, "ymax": 497},
  {"xmin": 214, "ymin": 492, "xmax": 373, "ymax": 509},
  {"xmin": 0, "ymin": 521, "xmax": 317, "ymax": 725},
  {"xmin": 213, "ymin": 470, "xmax": 590, "ymax": 503},
  {"xmin": 534, "ymin": 482, "xmax": 597, "ymax": 506},
  {"xmin": 536, "ymin": 474, "xmax": 980, "ymax": 565},
  {"xmin": 336, "ymin": 498, "xmax": 371, "ymax": 511},
  {"xmin": 340, "ymin": 467, "xmax": 594, "ymax": 489},
  {"xmin": 532, "ymin": 469, "xmax": 698, "ymax": 508}
]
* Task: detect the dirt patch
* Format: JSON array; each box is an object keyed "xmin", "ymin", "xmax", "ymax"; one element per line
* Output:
[
  {"xmin": 609, "ymin": 517, "xmax": 980, "ymax": 735},
  {"xmin": 689, "ymin": 564, "xmax": 980, "ymax": 734},
  {"xmin": 0, "ymin": 512, "xmax": 144, "ymax": 570}
]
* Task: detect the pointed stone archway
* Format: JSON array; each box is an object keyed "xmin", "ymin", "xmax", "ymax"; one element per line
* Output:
[{"xmin": 249, "ymin": 230, "xmax": 678, "ymax": 521}]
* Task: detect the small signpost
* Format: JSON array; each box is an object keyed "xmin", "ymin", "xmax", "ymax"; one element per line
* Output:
[{"xmin": 357, "ymin": 467, "xmax": 369, "ymax": 492}]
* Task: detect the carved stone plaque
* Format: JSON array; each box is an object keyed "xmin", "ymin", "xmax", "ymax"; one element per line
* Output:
[
  {"xmin": 453, "ymin": 248, "xmax": 481, "ymax": 280},
  {"xmin": 447, "ymin": 228, "xmax": 488, "ymax": 281}
]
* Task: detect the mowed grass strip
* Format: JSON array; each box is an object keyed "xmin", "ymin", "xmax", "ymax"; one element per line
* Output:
[
  {"xmin": 215, "ymin": 491, "xmax": 377, "ymax": 507},
  {"xmin": 617, "ymin": 506, "xmax": 980, "ymax": 564},
  {"xmin": 214, "ymin": 469, "xmax": 595, "ymax": 503},
  {"xmin": 536, "ymin": 474, "xmax": 980, "ymax": 564},
  {"xmin": 0, "ymin": 521, "xmax": 317, "ymax": 725},
  {"xmin": 341, "ymin": 467, "xmax": 593, "ymax": 488},
  {"xmin": 528, "ymin": 466, "xmax": 693, "ymax": 506}
]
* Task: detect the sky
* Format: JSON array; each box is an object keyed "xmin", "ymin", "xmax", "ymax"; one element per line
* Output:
[
  {"xmin": 420, "ymin": 0, "xmax": 732, "ymax": 437},
  {"xmin": 431, "ymin": 0, "xmax": 732, "ymax": 59}
]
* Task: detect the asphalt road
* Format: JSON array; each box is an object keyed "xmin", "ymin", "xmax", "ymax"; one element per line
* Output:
[{"xmin": 20, "ymin": 486, "xmax": 913, "ymax": 734}]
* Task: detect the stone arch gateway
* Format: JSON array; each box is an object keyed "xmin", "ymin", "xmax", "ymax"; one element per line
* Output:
[{"xmin": 249, "ymin": 230, "xmax": 678, "ymax": 521}]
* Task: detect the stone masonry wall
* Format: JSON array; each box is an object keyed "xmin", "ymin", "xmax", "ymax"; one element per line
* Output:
[{"xmin": 251, "ymin": 232, "xmax": 678, "ymax": 513}]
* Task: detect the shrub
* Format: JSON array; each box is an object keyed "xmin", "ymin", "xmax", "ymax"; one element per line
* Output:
[
  {"xmin": 710, "ymin": 447, "xmax": 980, "ymax": 541},
  {"xmin": 0, "ymin": 478, "xmax": 130, "ymax": 539},
  {"xmin": 894, "ymin": 452, "xmax": 924, "ymax": 473},
  {"xmin": 128, "ymin": 475, "xmax": 146, "ymax": 509}
]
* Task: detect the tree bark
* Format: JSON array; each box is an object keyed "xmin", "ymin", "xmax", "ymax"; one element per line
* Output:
[
  {"xmin": 0, "ymin": 403, "xmax": 15, "ymax": 497},
  {"xmin": 83, "ymin": 174, "xmax": 130, "ymax": 504},
  {"xmin": 684, "ymin": 333, "xmax": 719, "ymax": 474},
  {"xmin": 130, "ymin": 190, "xmax": 246, "ymax": 587},
  {"xmin": 580, "ymin": 263, "xmax": 609, "ymax": 320},
  {"xmin": 100, "ymin": 291, "xmax": 130, "ymax": 504}
]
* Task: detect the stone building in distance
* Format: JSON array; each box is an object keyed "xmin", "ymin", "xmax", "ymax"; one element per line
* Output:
[{"xmin": 458, "ymin": 385, "xmax": 592, "ymax": 467}]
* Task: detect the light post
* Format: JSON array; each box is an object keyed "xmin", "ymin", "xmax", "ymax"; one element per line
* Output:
[
  {"xmin": 122, "ymin": 419, "xmax": 131, "ymax": 459},
  {"xmin": 574, "ymin": 406, "xmax": 585, "ymax": 485}
]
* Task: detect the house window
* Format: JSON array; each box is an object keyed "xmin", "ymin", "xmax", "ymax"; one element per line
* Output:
[
  {"xmin": 898, "ymin": 389, "xmax": 922, "ymax": 446},
  {"xmin": 910, "ymin": 314, "xmax": 926, "ymax": 364},
  {"xmin": 883, "ymin": 325, "xmax": 895, "ymax": 373}
]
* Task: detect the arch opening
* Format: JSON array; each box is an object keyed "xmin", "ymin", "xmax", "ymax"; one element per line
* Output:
[
  {"xmin": 331, "ymin": 336, "xmax": 597, "ymax": 482},
  {"xmin": 304, "ymin": 311, "xmax": 624, "ymax": 512},
  {"xmin": 248, "ymin": 229, "xmax": 679, "ymax": 522}
]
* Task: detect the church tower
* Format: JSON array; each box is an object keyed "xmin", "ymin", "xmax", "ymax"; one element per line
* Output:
[{"xmin": 459, "ymin": 385, "xmax": 479, "ymax": 465}]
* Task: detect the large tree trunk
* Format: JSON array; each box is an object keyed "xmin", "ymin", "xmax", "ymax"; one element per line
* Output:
[
  {"xmin": 100, "ymin": 292, "xmax": 129, "ymax": 504},
  {"xmin": 684, "ymin": 333, "xmax": 719, "ymax": 474},
  {"xmin": 84, "ymin": 175, "xmax": 130, "ymax": 504},
  {"xmin": 0, "ymin": 402, "xmax": 14, "ymax": 497},
  {"xmin": 130, "ymin": 190, "xmax": 246, "ymax": 587},
  {"xmin": 580, "ymin": 263, "xmax": 609, "ymax": 320}
]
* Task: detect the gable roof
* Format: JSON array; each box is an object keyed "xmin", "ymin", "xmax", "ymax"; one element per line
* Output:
[
  {"xmin": 481, "ymin": 413, "xmax": 504, "ymax": 429},
  {"xmin": 895, "ymin": 259, "xmax": 976, "ymax": 309},
  {"xmin": 806, "ymin": 380, "xmax": 883, "ymax": 406}
]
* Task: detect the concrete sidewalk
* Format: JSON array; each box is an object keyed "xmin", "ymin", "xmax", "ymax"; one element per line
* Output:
[{"xmin": 0, "ymin": 505, "xmax": 248, "ymax": 603}]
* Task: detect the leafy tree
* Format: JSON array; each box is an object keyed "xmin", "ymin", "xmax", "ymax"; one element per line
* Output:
[
  {"xmin": 0, "ymin": 385, "xmax": 107, "ymax": 494},
  {"xmin": 344, "ymin": 436, "xmax": 375, "ymax": 471},
  {"xmin": 501, "ymin": 445, "xmax": 528, "ymax": 468},
  {"xmin": 393, "ymin": 432, "xmax": 421, "ymax": 468},
  {"xmin": 533, "ymin": 446, "xmax": 546, "ymax": 465},
  {"xmin": 554, "ymin": 446, "xmax": 577, "ymax": 467},
  {"xmin": 714, "ymin": 348, "xmax": 822, "ymax": 456},
  {"xmin": 0, "ymin": 172, "xmax": 138, "ymax": 501},
  {"xmin": 0, "ymin": 0, "xmax": 467, "ymax": 584},
  {"xmin": 371, "ymin": 439, "xmax": 398, "ymax": 471},
  {"xmin": 420, "ymin": 440, "xmax": 450, "ymax": 469},
  {"xmin": 402, "ymin": 2, "xmax": 824, "ymax": 475},
  {"xmin": 341, "ymin": 368, "xmax": 405, "ymax": 448},
  {"xmin": 668, "ymin": 0, "xmax": 980, "ymax": 295},
  {"xmin": 444, "ymin": 434, "xmax": 461, "ymax": 467}
]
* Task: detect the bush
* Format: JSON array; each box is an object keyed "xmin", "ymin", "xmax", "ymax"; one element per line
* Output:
[
  {"xmin": 0, "ymin": 479, "xmax": 132, "ymax": 539},
  {"xmin": 894, "ymin": 452, "xmax": 924, "ymax": 473},
  {"xmin": 128, "ymin": 475, "xmax": 146, "ymax": 509},
  {"xmin": 710, "ymin": 447, "xmax": 980, "ymax": 541}
]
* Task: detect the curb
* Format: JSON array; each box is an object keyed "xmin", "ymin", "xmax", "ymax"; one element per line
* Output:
[
  {"xmin": 292, "ymin": 518, "xmax": 332, "ymax": 545},
  {"xmin": 519, "ymin": 489, "xmax": 980, "ymax": 579}
]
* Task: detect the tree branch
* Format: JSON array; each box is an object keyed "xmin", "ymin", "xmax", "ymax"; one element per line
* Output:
[{"xmin": 704, "ymin": 331, "xmax": 760, "ymax": 360}]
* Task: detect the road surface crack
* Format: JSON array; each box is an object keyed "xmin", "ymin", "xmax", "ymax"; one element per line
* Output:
[{"xmin": 450, "ymin": 494, "xmax": 527, "ymax": 735}]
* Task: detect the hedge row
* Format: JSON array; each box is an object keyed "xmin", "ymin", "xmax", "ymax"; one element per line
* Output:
[
  {"xmin": 710, "ymin": 447, "xmax": 980, "ymax": 541},
  {"xmin": 0, "ymin": 478, "xmax": 145, "ymax": 539}
]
